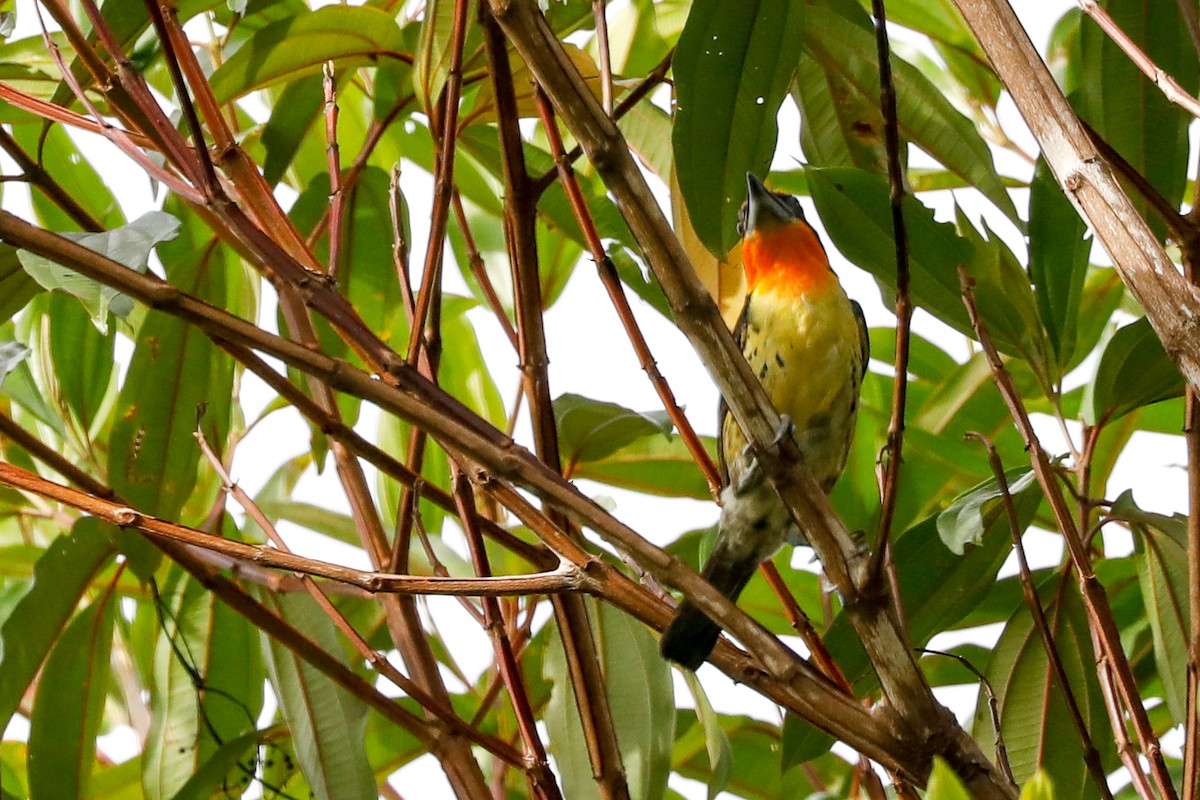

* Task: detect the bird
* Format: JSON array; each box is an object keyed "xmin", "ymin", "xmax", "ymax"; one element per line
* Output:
[{"xmin": 660, "ymin": 172, "xmax": 869, "ymax": 670}]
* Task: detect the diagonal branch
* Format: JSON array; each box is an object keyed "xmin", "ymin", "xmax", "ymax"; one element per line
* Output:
[{"xmin": 960, "ymin": 269, "xmax": 1176, "ymax": 800}]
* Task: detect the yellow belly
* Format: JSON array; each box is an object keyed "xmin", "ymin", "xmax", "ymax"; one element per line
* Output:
[{"xmin": 722, "ymin": 283, "xmax": 864, "ymax": 492}]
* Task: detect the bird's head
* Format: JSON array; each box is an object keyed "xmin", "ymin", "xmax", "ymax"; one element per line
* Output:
[{"xmin": 738, "ymin": 173, "xmax": 832, "ymax": 295}]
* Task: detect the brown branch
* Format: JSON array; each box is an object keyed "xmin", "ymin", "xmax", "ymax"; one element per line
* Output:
[
  {"xmin": 1077, "ymin": 0, "xmax": 1200, "ymax": 120},
  {"xmin": 531, "ymin": 50, "xmax": 674, "ymax": 196},
  {"xmin": 481, "ymin": 8, "xmax": 630, "ymax": 795},
  {"xmin": 867, "ymin": 0, "xmax": 913, "ymax": 640},
  {"xmin": 0, "ymin": 128, "xmax": 102, "ymax": 231},
  {"xmin": 481, "ymin": 2, "xmax": 1011, "ymax": 794},
  {"xmin": 0, "ymin": 208, "xmax": 987, "ymax": 788},
  {"xmin": 952, "ymin": 0, "xmax": 1200, "ymax": 394},
  {"xmin": 533, "ymin": 86, "xmax": 721, "ymax": 494},
  {"xmin": 450, "ymin": 463, "xmax": 563, "ymax": 800},
  {"xmin": 0, "ymin": 461, "xmax": 579, "ymax": 598},
  {"xmin": 965, "ymin": 433, "xmax": 1110, "ymax": 799},
  {"xmin": 323, "ymin": 62, "xmax": 346, "ymax": 278},
  {"xmin": 959, "ymin": 270, "xmax": 1175, "ymax": 800},
  {"xmin": 406, "ymin": 0, "xmax": 470, "ymax": 365}
]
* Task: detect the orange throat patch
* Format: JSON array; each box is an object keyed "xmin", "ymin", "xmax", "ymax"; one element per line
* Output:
[{"xmin": 741, "ymin": 222, "xmax": 834, "ymax": 297}]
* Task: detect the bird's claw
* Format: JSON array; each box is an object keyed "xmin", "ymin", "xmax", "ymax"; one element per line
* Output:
[
  {"xmin": 732, "ymin": 416, "xmax": 797, "ymax": 497},
  {"xmin": 771, "ymin": 415, "xmax": 795, "ymax": 449}
]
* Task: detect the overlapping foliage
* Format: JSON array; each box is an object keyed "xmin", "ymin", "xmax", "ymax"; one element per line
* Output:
[{"xmin": 0, "ymin": 0, "xmax": 1195, "ymax": 798}]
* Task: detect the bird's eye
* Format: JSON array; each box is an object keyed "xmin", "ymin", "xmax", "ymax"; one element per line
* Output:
[{"xmin": 736, "ymin": 202, "xmax": 749, "ymax": 237}]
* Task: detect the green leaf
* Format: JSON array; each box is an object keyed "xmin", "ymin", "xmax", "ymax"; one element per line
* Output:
[
  {"xmin": 1075, "ymin": 0, "xmax": 1196, "ymax": 241},
  {"xmin": 256, "ymin": 590, "xmax": 375, "ymax": 800},
  {"xmin": 107, "ymin": 236, "xmax": 233, "ymax": 538},
  {"xmin": 209, "ymin": 5, "xmax": 407, "ymax": 103},
  {"xmin": 1021, "ymin": 771, "xmax": 1058, "ymax": 800},
  {"xmin": 16, "ymin": 212, "xmax": 180, "ymax": 333},
  {"xmin": 0, "ymin": 244, "xmax": 38, "ymax": 324},
  {"xmin": 47, "ymin": 291, "xmax": 114, "ymax": 432},
  {"xmin": 1083, "ymin": 317, "xmax": 1183, "ymax": 425},
  {"xmin": 808, "ymin": 166, "xmax": 971, "ymax": 333},
  {"xmin": 826, "ymin": 482, "xmax": 1040, "ymax": 689},
  {"xmin": 143, "ymin": 572, "xmax": 264, "ymax": 800},
  {"xmin": 569, "ymin": 430, "xmax": 717, "ymax": 500},
  {"xmin": 780, "ymin": 712, "xmax": 835, "ymax": 771},
  {"xmin": 801, "ymin": 0, "xmax": 1019, "ymax": 226},
  {"xmin": 793, "ymin": 51, "xmax": 886, "ymax": 172},
  {"xmin": 672, "ymin": 0, "xmax": 805, "ymax": 254},
  {"xmin": 27, "ymin": 593, "xmax": 115, "ymax": 800},
  {"xmin": 1112, "ymin": 490, "xmax": 1189, "ymax": 722},
  {"xmin": 1028, "ymin": 158, "xmax": 1088, "ymax": 371},
  {"xmin": 414, "ymin": 0, "xmax": 480, "ymax": 111},
  {"xmin": 12, "ymin": 123, "xmax": 123, "ymax": 230},
  {"xmin": 0, "ymin": 519, "xmax": 115, "ymax": 732},
  {"xmin": 545, "ymin": 601, "xmax": 675, "ymax": 800},
  {"xmin": 973, "ymin": 578, "xmax": 1112, "ymax": 800},
  {"xmin": 261, "ymin": 73, "xmax": 325, "ymax": 187},
  {"xmin": 883, "ymin": 0, "xmax": 1001, "ymax": 109},
  {"xmin": 166, "ymin": 729, "xmax": 263, "ymax": 800},
  {"xmin": 671, "ymin": 712, "xmax": 846, "ymax": 798},
  {"xmin": 927, "ymin": 758, "xmax": 972, "ymax": 800},
  {"xmin": 937, "ymin": 469, "xmax": 1036, "ymax": 555},
  {"xmin": 1, "ymin": 355, "xmax": 66, "ymax": 438},
  {"xmin": 555, "ymin": 393, "xmax": 673, "ymax": 467},
  {"xmin": 681, "ymin": 673, "xmax": 732, "ymax": 799}
]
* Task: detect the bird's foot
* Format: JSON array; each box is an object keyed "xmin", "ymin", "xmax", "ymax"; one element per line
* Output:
[
  {"xmin": 770, "ymin": 414, "xmax": 795, "ymax": 449},
  {"xmin": 731, "ymin": 416, "xmax": 796, "ymax": 497}
]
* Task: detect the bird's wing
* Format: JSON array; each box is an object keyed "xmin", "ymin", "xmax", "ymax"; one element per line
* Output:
[
  {"xmin": 852, "ymin": 299, "xmax": 869, "ymax": 380},
  {"xmin": 716, "ymin": 293, "xmax": 754, "ymax": 488}
]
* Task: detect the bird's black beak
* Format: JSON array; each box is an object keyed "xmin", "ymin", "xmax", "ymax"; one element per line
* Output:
[{"xmin": 743, "ymin": 173, "xmax": 795, "ymax": 235}]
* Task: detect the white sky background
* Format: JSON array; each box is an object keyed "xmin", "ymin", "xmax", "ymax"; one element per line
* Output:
[{"xmin": 1, "ymin": 0, "xmax": 1191, "ymax": 796}]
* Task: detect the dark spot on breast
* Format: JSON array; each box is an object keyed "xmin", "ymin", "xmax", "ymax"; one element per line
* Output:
[
  {"xmin": 752, "ymin": 517, "xmax": 770, "ymax": 531},
  {"xmin": 774, "ymin": 353, "xmax": 785, "ymax": 368},
  {"xmin": 759, "ymin": 363, "xmax": 769, "ymax": 379}
]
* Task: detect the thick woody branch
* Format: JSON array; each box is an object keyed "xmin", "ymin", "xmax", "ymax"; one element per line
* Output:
[
  {"xmin": 0, "ymin": 209, "xmax": 937, "ymax": 784},
  {"xmin": 482, "ymin": 0, "xmax": 1011, "ymax": 793},
  {"xmin": 952, "ymin": 0, "xmax": 1200, "ymax": 393}
]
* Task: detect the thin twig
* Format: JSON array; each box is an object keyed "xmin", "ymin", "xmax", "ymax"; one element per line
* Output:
[
  {"xmin": 533, "ymin": 86, "xmax": 721, "ymax": 495},
  {"xmin": 959, "ymin": 269, "xmax": 1176, "ymax": 800},
  {"xmin": 964, "ymin": 433, "xmax": 1110, "ymax": 798},
  {"xmin": 450, "ymin": 188, "xmax": 520, "ymax": 349},
  {"xmin": 866, "ymin": 0, "xmax": 913, "ymax": 642},
  {"xmin": 592, "ymin": 0, "xmax": 613, "ymax": 116},
  {"xmin": 323, "ymin": 62, "xmax": 346, "ymax": 278},
  {"xmin": 450, "ymin": 463, "xmax": 563, "ymax": 800},
  {"xmin": 1077, "ymin": 0, "xmax": 1200, "ymax": 120},
  {"xmin": 917, "ymin": 647, "xmax": 1013, "ymax": 785},
  {"xmin": 406, "ymin": 0, "xmax": 470, "ymax": 365}
]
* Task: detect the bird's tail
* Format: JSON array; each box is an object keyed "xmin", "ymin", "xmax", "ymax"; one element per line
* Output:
[{"xmin": 660, "ymin": 539, "xmax": 761, "ymax": 670}]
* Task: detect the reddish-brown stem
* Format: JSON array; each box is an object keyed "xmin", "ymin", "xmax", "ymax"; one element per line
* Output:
[
  {"xmin": 1077, "ymin": 0, "xmax": 1200, "ymax": 119},
  {"xmin": 323, "ymin": 62, "xmax": 346, "ymax": 277},
  {"xmin": 450, "ymin": 463, "xmax": 563, "ymax": 800},
  {"xmin": 406, "ymin": 0, "xmax": 470, "ymax": 365},
  {"xmin": 960, "ymin": 270, "xmax": 1175, "ymax": 800},
  {"xmin": 451, "ymin": 188, "xmax": 520, "ymax": 350},
  {"xmin": 966, "ymin": 433, "xmax": 1110, "ymax": 798},
  {"xmin": 867, "ymin": 0, "xmax": 912, "ymax": 620},
  {"xmin": 532, "ymin": 86, "xmax": 721, "ymax": 495}
]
